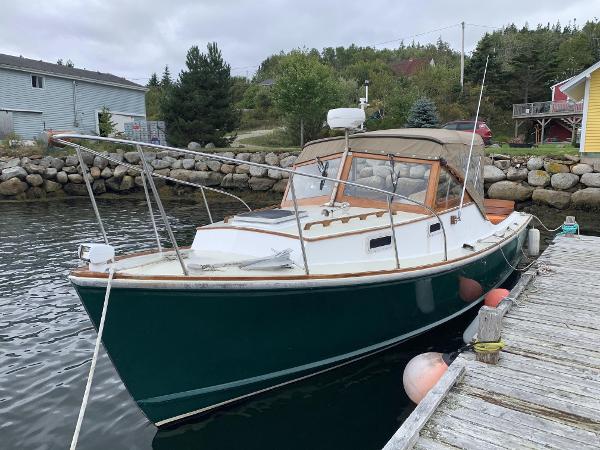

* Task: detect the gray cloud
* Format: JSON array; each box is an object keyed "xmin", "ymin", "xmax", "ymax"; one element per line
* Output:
[{"xmin": 0, "ymin": 0, "xmax": 593, "ymax": 84}]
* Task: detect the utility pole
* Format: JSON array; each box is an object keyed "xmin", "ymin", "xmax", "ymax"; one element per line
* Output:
[{"xmin": 461, "ymin": 21, "xmax": 465, "ymax": 93}]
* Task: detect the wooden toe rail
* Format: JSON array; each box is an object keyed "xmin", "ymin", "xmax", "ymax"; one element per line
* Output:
[{"xmin": 303, "ymin": 210, "xmax": 387, "ymax": 230}]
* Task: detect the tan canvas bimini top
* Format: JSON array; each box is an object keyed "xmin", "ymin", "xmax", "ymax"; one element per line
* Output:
[{"xmin": 297, "ymin": 128, "xmax": 486, "ymax": 213}]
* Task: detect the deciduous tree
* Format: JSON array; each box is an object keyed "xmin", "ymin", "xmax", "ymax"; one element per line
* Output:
[{"xmin": 272, "ymin": 51, "xmax": 343, "ymax": 145}]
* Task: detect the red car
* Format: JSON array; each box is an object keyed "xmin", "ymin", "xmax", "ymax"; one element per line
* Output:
[{"xmin": 442, "ymin": 120, "xmax": 492, "ymax": 145}]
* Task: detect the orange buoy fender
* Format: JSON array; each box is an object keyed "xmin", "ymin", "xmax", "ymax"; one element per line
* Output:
[
  {"xmin": 403, "ymin": 352, "xmax": 448, "ymax": 404},
  {"xmin": 458, "ymin": 276, "xmax": 483, "ymax": 302},
  {"xmin": 484, "ymin": 288, "xmax": 510, "ymax": 308}
]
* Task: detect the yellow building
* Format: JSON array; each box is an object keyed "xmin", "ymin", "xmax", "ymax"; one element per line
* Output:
[{"xmin": 562, "ymin": 60, "xmax": 600, "ymax": 155}]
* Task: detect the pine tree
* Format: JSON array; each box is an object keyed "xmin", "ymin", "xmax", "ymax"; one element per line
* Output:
[
  {"xmin": 98, "ymin": 107, "xmax": 117, "ymax": 137},
  {"xmin": 160, "ymin": 66, "xmax": 172, "ymax": 88},
  {"xmin": 161, "ymin": 43, "xmax": 240, "ymax": 147},
  {"xmin": 406, "ymin": 97, "xmax": 439, "ymax": 128},
  {"xmin": 147, "ymin": 73, "xmax": 160, "ymax": 88}
]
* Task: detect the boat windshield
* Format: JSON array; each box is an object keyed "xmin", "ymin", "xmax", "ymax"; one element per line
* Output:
[
  {"xmin": 435, "ymin": 167, "xmax": 463, "ymax": 210},
  {"xmin": 342, "ymin": 156, "xmax": 431, "ymax": 204},
  {"xmin": 286, "ymin": 157, "xmax": 341, "ymax": 200}
]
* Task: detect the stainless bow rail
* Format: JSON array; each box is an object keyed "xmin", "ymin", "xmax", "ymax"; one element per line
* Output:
[{"xmin": 54, "ymin": 134, "xmax": 449, "ymax": 276}]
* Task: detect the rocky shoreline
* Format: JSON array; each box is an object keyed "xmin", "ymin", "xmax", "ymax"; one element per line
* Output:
[
  {"xmin": 0, "ymin": 149, "xmax": 298, "ymax": 200},
  {"xmin": 483, "ymin": 154, "xmax": 600, "ymax": 209},
  {"xmin": 2, "ymin": 150, "xmax": 600, "ymax": 209}
]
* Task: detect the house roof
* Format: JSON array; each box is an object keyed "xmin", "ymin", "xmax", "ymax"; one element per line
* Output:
[
  {"xmin": 561, "ymin": 60, "xmax": 600, "ymax": 101},
  {"xmin": 550, "ymin": 77, "xmax": 574, "ymax": 89},
  {"xmin": 390, "ymin": 57, "xmax": 433, "ymax": 77},
  {"xmin": 0, "ymin": 53, "xmax": 146, "ymax": 91},
  {"xmin": 259, "ymin": 78, "xmax": 275, "ymax": 86}
]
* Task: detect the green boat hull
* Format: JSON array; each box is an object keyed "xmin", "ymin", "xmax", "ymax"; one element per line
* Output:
[{"xmin": 73, "ymin": 229, "xmax": 525, "ymax": 426}]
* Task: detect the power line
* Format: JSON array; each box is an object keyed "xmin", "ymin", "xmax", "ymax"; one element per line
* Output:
[
  {"xmin": 466, "ymin": 23, "xmax": 503, "ymax": 30},
  {"xmin": 370, "ymin": 23, "xmax": 462, "ymax": 47},
  {"xmin": 229, "ymin": 23, "xmax": 466, "ymax": 75},
  {"xmin": 128, "ymin": 22, "xmax": 495, "ymax": 80}
]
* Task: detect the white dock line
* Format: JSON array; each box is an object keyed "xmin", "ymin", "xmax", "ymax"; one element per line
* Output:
[{"xmin": 69, "ymin": 267, "xmax": 114, "ymax": 450}]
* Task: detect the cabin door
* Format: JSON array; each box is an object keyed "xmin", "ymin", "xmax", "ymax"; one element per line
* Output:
[{"xmin": 0, "ymin": 111, "xmax": 13, "ymax": 139}]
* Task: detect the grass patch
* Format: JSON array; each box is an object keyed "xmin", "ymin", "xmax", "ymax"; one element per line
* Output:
[
  {"xmin": 0, "ymin": 145, "xmax": 46, "ymax": 158},
  {"xmin": 486, "ymin": 144, "xmax": 579, "ymax": 157},
  {"xmin": 236, "ymin": 129, "xmax": 300, "ymax": 152},
  {"xmin": 238, "ymin": 129, "xmax": 292, "ymax": 147}
]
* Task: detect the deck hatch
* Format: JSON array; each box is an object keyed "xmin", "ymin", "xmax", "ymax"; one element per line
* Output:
[{"xmin": 233, "ymin": 209, "xmax": 307, "ymax": 225}]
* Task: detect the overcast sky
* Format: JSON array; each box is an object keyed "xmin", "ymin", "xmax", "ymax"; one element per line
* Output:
[{"xmin": 0, "ymin": 0, "xmax": 595, "ymax": 84}]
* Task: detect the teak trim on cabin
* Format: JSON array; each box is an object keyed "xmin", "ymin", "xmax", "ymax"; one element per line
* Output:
[{"xmin": 198, "ymin": 202, "xmax": 474, "ymax": 242}]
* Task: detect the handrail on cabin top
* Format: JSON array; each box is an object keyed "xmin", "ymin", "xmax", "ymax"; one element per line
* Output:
[{"xmin": 53, "ymin": 134, "xmax": 449, "ymax": 275}]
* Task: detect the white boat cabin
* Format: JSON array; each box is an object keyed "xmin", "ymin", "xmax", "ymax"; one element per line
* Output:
[
  {"xmin": 73, "ymin": 128, "xmax": 531, "ymax": 281},
  {"xmin": 180, "ymin": 129, "xmax": 527, "ymax": 278}
]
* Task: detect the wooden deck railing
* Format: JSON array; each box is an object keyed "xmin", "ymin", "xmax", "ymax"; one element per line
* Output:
[{"xmin": 512, "ymin": 100, "xmax": 583, "ymax": 118}]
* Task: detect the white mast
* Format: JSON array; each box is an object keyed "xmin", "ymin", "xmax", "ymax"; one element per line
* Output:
[
  {"xmin": 457, "ymin": 54, "xmax": 489, "ymax": 220},
  {"xmin": 460, "ymin": 21, "xmax": 465, "ymax": 92}
]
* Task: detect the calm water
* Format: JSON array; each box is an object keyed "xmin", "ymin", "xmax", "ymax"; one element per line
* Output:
[{"xmin": 0, "ymin": 197, "xmax": 551, "ymax": 450}]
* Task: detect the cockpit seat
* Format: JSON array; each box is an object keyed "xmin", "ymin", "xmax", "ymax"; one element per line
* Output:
[{"xmin": 484, "ymin": 198, "xmax": 515, "ymax": 224}]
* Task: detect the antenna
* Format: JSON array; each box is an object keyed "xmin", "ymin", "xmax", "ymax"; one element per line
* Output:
[
  {"xmin": 359, "ymin": 80, "xmax": 370, "ymax": 130},
  {"xmin": 457, "ymin": 54, "xmax": 489, "ymax": 220}
]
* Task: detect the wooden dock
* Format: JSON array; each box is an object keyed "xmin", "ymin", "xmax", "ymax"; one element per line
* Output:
[{"xmin": 384, "ymin": 235, "xmax": 600, "ymax": 449}]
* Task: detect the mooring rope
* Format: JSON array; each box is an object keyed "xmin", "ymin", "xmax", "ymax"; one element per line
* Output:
[
  {"xmin": 444, "ymin": 339, "xmax": 506, "ymax": 363},
  {"xmin": 472, "ymin": 340, "xmax": 505, "ymax": 353},
  {"xmin": 528, "ymin": 214, "xmax": 563, "ymax": 232},
  {"xmin": 69, "ymin": 267, "xmax": 115, "ymax": 450},
  {"xmin": 499, "ymin": 246, "xmax": 537, "ymax": 272}
]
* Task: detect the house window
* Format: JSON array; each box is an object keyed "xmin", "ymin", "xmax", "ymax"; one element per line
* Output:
[{"xmin": 31, "ymin": 75, "xmax": 44, "ymax": 89}]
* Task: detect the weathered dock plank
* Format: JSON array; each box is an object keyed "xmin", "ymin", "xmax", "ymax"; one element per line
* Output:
[{"xmin": 383, "ymin": 235, "xmax": 600, "ymax": 449}]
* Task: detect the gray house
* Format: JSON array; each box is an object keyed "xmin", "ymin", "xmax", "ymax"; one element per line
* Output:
[{"xmin": 0, "ymin": 53, "xmax": 147, "ymax": 140}]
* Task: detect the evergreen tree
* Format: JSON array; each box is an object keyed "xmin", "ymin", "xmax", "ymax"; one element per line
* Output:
[
  {"xmin": 160, "ymin": 65, "xmax": 172, "ymax": 88},
  {"xmin": 146, "ymin": 72, "xmax": 163, "ymax": 120},
  {"xmin": 161, "ymin": 43, "xmax": 239, "ymax": 147},
  {"xmin": 98, "ymin": 107, "xmax": 117, "ymax": 137},
  {"xmin": 147, "ymin": 73, "xmax": 160, "ymax": 87},
  {"xmin": 406, "ymin": 97, "xmax": 439, "ymax": 128}
]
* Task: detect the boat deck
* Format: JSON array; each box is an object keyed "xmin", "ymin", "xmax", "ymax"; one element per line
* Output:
[
  {"xmin": 111, "ymin": 217, "xmax": 525, "ymax": 278},
  {"xmin": 383, "ymin": 235, "xmax": 600, "ymax": 449}
]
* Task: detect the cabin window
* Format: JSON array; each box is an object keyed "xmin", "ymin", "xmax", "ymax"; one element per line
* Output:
[
  {"xmin": 31, "ymin": 75, "xmax": 44, "ymax": 89},
  {"xmin": 435, "ymin": 167, "xmax": 463, "ymax": 209},
  {"xmin": 286, "ymin": 157, "xmax": 341, "ymax": 200},
  {"xmin": 369, "ymin": 235, "xmax": 392, "ymax": 249},
  {"xmin": 343, "ymin": 156, "xmax": 431, "ymax": 204}
]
